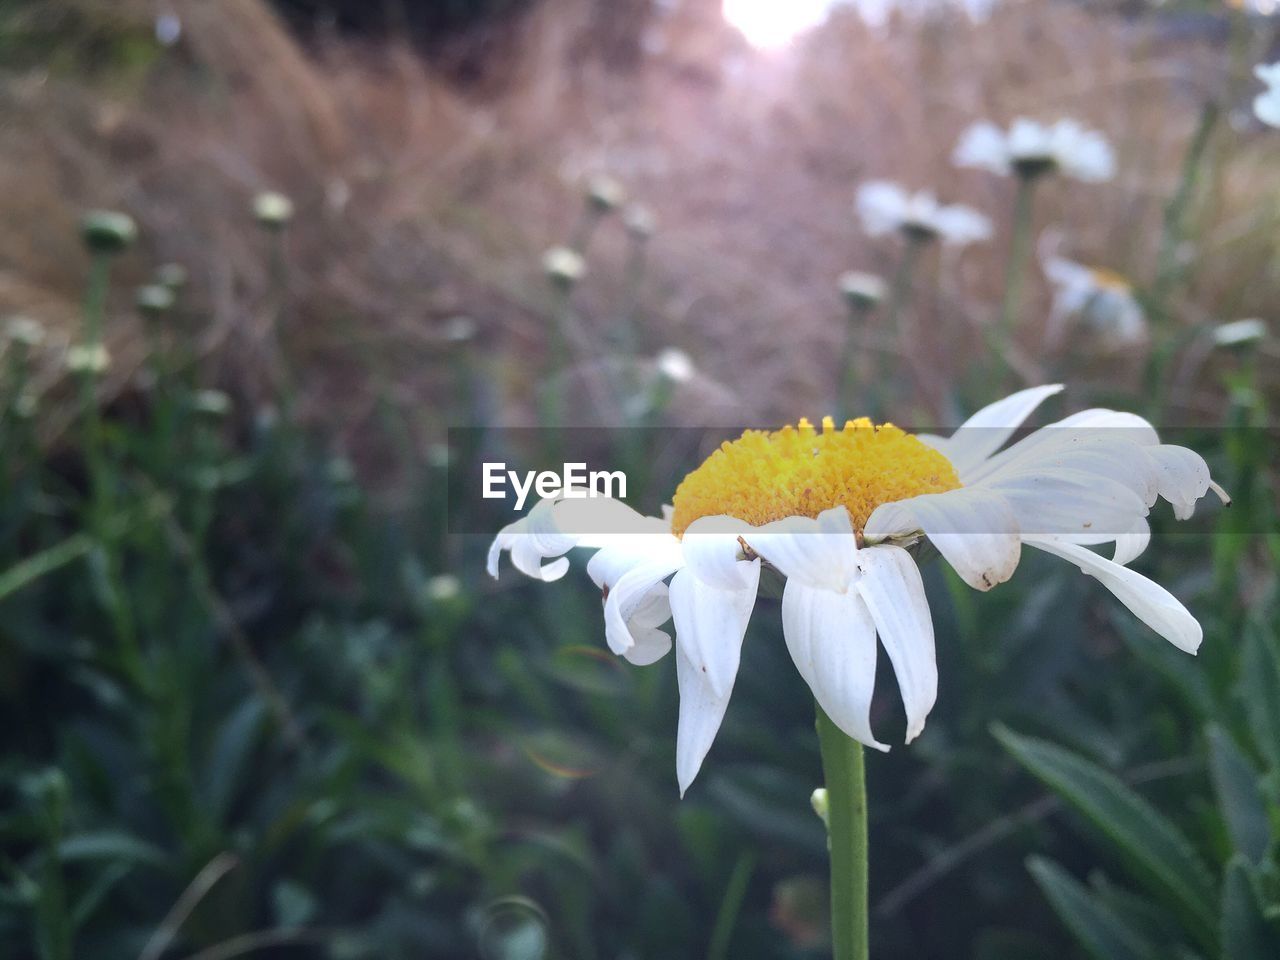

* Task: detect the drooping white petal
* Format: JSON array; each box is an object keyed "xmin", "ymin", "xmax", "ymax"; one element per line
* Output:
[
  {"xmin": 853, "ymin": 545, "xmax": 937, "ymax": 742},
  {"xmin": 1144, "ymin": 445, "xmax": 1213, "ymax": 520},
  {"xmin": 742, "ymin": 506, "xmax": 860, "ymax": 593},
  {"xmin": 866, "ymin": 487, "xmax": 1021, "ymax": 591},
  {"xmin": 621, "ymin": 583, "xmax": 673, "ymax": 666},
  {"xmin": 933, "ymin": 384, "xmax": 1064, "ymax": 479},
  {"xmin": 1111, "ymin": 517, "xmax": 1151, "ymax": 566},
  {"xmin": 602, "ymin": 557, "xmax": 683, "ymax": 655},
  {"xmin": 668, "ymin": 549, "xmax": 760, "ymax": 699},
  {"xmin": 933, "ymin": 204, "xmax": 993, "ymax": 246},
  {"xmin": 782, "ymin": 579, "xmax": 887, "ymax": 751},
  {"xmin": 1024, "ymin": 536, "xmax": 1202, "ymax": 653},
  {"xmin": 675, "ymin": 643, "xmax": 734, "ymax": 796}
]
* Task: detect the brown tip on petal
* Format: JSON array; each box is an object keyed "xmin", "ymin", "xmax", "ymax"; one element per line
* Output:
[{"xmin": 1209, "ymin": 480, "xmax": 1232, "ymax": 506}]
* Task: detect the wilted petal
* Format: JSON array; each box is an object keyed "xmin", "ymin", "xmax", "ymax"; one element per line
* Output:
[{"xmin": 675, "ymin": 643, "xmax": 734, "ymax": 795}]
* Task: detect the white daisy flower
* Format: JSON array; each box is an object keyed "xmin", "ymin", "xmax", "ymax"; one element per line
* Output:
[
  {"xmin": 1043, "ymin": 255, "xmax": 1146, "ymax": 349},
  {"xmin": 542, "ymin": 246, "xmax": 586, "ymax": 288},
  {"xmin": 1212, "ymin": 318, "xmax": 1266, "ymax": 348},
  {"xmin": 1254, "ymin": 63, "xmax": 1280, "ymax": 128},
  {"xmin": 839, "ymin": 271, "xmax": 887, "ymax": 309},
  {"xmin": 953, "ymin": 118, "xmax": 1116, "ymax": 182},
  {"xmin": 488, "ymin": 386, "xmax": 1226, "ymax": 793},
  {"xmin": 855, "ymin": 181, "xmax": 992, "ymax": 246}
]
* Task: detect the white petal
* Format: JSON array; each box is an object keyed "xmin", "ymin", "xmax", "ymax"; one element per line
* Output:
[
  {"xmin": 854, "ymin": 545, "xmax": 937, "ymax": 742},
  {"xmin": 867, "ymin": 488, "xmax": 1021, "ymax": 591},
  {"xmin": 1025, "ymin": 536, "xmax": 1202, "ymax": 653},
  {"xmin": 602, "ymin": 558, "xmax": 682, "ymax": 655},
  {"xmin": 1112, "ymin": 517, "xmax": 1151, "ymax": 566},
  {"xmin": 1144, "ymin": 445, "xmax": 1212, "ymax": 520},
  {"xmin": 681, "ymin": 515, "xmax": 755, "ymax": 591},
  {"xmin": 675, "ymin": 643, "xmax": 734, "ymax": 795},
  {"xmin": 952, "ymin": 120, "xmax": 1011, "ymax": 175},
  {"xmin": 668, "ymin": 556, "xmax": 760, "ymax": 699},
  {"xmin": 620, "ymin": 583, "xmax": 673, "ymax": 666},
  {"xmin": 742, "ymin": 506, "xmax": 859, "ymax": 592},
  {"xmin": 986, "ymin": 467, "xmax": 1149, "ymax": 539},
  {"xmin": 782, "ymin": 580, "xmax": 887, "ymax": 751},
  {"xmin": 855, "ymin": 180, "xmax": 911, "ymax": 236},
  {"xmin": 935, "ymin": 385, "xmax": 1065, "ymax": 478}
]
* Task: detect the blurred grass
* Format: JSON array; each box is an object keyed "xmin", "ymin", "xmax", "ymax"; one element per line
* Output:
[{"xmin": 0, "ymin": 0, "xmax": 1278, "ymax": 958}]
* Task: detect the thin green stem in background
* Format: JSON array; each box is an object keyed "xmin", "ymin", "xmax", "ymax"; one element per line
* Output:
[
  {"xmin": 706, "ymin": 849, "xmax": 756, "ymax": 960},
  {"xmin": 1153, "ymin": 102, "xmax": 1219, "ymax": 309},
  {"xmin": 883, "ymin": 235, "xmax": 922, "ymax": 338},
  {"xmin": 999, "ymin": 174, "xmax": 1037, "ymax": 343},
  {"xmin": 816, "ymin": 704, "xmax": 869, "ymax": 960},
  {"xmin": 838, "ymin": 302, "xmax": 872, "ymax": 421}
]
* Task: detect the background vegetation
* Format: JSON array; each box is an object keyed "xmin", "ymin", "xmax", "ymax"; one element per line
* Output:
[{"xmin": 0, "ymin": 1, "xmax": 1277, "ymax": 958}]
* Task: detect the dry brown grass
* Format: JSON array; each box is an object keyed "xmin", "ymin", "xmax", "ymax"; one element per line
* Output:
[{"xmin": 2, "ymin": 0, "xmax": 1277, "ymax": 458}]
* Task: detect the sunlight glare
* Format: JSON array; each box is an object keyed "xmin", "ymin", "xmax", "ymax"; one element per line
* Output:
[{"xmin": 722, "ymin": 0, "xmax": 837, "ymax": 49}]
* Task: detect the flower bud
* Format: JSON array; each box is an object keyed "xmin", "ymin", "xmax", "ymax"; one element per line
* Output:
[
  {"xmin": 66, "ymin": 343, "xmax": 111, "ymax": 374},
  {"xmin": 426, "ymin": 573, "xmax": 462, "ymax": 602},
  {"xmin": 655, "ymin": 347, "xmax": 694, "ymax": 383},
  {"xmin": 1213, "ymin": 318, "xmax": 1266, "ymax": 349},
  {"xmin": 81, "ymin": 210, "xmax": 137, "ymax": 255},
  {"xmin": 543, "ymin": 246, "xmax": 586, "ymax": 289},
  {"xmin": 191, "ymin": 389, "xmax": 232, "ymax": 417},
  {"xmin": 5, "ymin": 315, "xmax": 45, "ymax": 347},
  {"xmin": 839, "ymin": 271, "xmax": 886, "ymax": 310},
  {"xmin": 810, "ymin": 788, "xmax": 829, "ymax": 827},
  {"xmin": 253, "ymin": 191, "xmax": 294, "ymax": 229},
  {"xmin": 586, "ymin": 176, "xmax": 625, "ymax": 214},
  {"xmin": 624, "ymin": 204, "xmax": 655, "ymax": 240},
  {"xmin": 156, "ymin": 262, "xmax": 188, "ymax": 290},
  {"xmin": 442, "ymin": 315, "xmax": 477, "ymax": 344},
  {"xmin": 136, "ymin": 284, "xmax": 175, "ymax": 319}
]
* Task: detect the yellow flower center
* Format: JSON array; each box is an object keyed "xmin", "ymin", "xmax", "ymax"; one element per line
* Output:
[
  {"xmin": 669, "ymin": 416, "xmax": 961, "ymax": 537},
  {"xmin": 1088, "ymin": 266, "xmax": 1130, "ymax": 292}
]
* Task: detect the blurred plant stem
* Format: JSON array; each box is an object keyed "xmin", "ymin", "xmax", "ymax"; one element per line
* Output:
[
  {"xmin": 80, "ymin": 251, "xmax": 142, "ymax": 672},
  {"xmin": 883, "ymin": 235, "xmax": 922, "ymax": 338},
  {"xmin": 541, "ymin": 285, "xmax": 571, "ymax": 454},
  {"xmin": 1153, "ymin": 102, "xmax": 1219, "ymax": 308},
  {"xmin": 838, "ymin": 302, "xmax": 874, "ymax": 420},
  {"xmin": 816, "ymin": 704, "xmax": 869, "ymax": 960},
  {"xmin": 998, "ymin": 175, "xmax": 1038, "ymax": 344},
  {"xmin": 265, "ymin": 229, "xmax": 296, "ymax": 410},
  {"xmin": 707, "ymin": 849, "xmax": 756, "ymax": 960}
]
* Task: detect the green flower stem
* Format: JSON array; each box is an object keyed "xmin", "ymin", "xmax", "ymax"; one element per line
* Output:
[
  {"xmin": 998, "ymin": 174, "xmax": 1038, "ymax": 343},
  {"xmin": 883, "ymin": 235, "xmax": 923, "ymax": 338},
  {"xmin": 838, "ymin": 302, "xmax": 872, "ymax": 421},
  {"xmin": 816, "ymin": 703, "xmax": 869, "ymax": 960}
]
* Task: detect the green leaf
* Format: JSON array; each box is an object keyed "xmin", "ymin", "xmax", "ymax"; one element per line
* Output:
[
  {"xmin": 56, "ymin": 832, "xmax": 167, "ymax": 869},
  {"xmin": 994, "ymin": 725, "xmax": 1216, "ymax": 946},
  {"xmin": 1027, "ymin": 856, "xmax": 1156, "ymax": 960},
  {"xmin": 203, "ymin": 695, "xmax": 268, "ymax": 823},
  {"xmin": 1221, "ymin": 856, "xmax": 1280, "ymax": 959},
  {"xmin": 1206, "ymin": 725, "xmax": 1269, "ymax": 863},
  {"xmin": 0, "ymin": 534, "xmax": 93, "ymax": 603},
  {"xmin": 1239, "ymin": 622, "xmax": 1280, "ymax": 773}
]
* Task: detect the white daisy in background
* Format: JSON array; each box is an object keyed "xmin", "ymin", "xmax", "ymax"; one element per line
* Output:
[
  {"xmin": 839, "ymin": 271, "xmax": 887, "ymax": 310},
  {"xmin": 1212, "ymin": 318, "xmax": 1267, "ymax": 348},
  {"xmin": 855, "ymin": 181, "xmax": 992, "ymax": 246},
  {"xmin": 1042, "ymin": 254, "xmax": 1146, "ymax": 349},
  {"xmin": 489, "ymin": 385, "xmax": 1226, "ymax": 793},
  {"xmin": 953, "ymin": 118, "xmax": 1116, "ymax": 182},
  {"xmin": 1254, "ymin": 63, "xmax": 1280, "ymax": 128}
]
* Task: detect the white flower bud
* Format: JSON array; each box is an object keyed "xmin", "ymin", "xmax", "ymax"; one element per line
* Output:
[
  {"xmin": 586, "ymin": 176, "xmax": 625, "ymax": 214},
  {"xmin": 66, "ymin": 344, "xmax": 111, "ymax": 374},
  {"xmin": 253, "ymin": 191, "xmax": 294, "ymax": 228},
  {"xmin": 81, "ymin": 210, "xmax": 137, "ymax": 254},
  {"xmin": 839, "ymin": 271, "xmax": 886, "ymax": 309},
  {"xmin": 5, "ymin": 315, "xmax": 45, "ymax": 347},
  {"xmin": 543, "ymin": 246, "xmax": 586, "ymax": 288}
]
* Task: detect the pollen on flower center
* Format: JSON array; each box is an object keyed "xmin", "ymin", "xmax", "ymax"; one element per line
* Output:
[
  {"xmin": 1088, "ymin": 266, "xmax": 1130, "ymax": 292},
  {"xmin": 669, "ymin": 416, "xmax": 961, "ymax": 537}
]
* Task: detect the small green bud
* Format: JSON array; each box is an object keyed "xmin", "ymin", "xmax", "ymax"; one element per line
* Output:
[
  {"xmin": 136, "ymin": 284, "xmax": 175, "ymax": 318},
  {"xmin": 253, "ymin": 191, "xmax": 294, "ymax": 229},
  {"xmin": 81, "ymin": 210, "xmax": 137, "ymax": 254},
  {"xmin": 543, "ymin": 245, "xmax": 586, "ymax": 289},
  {"xmin": 810, "ymin": 788, "xmax": 829, "ymax": 828}
]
